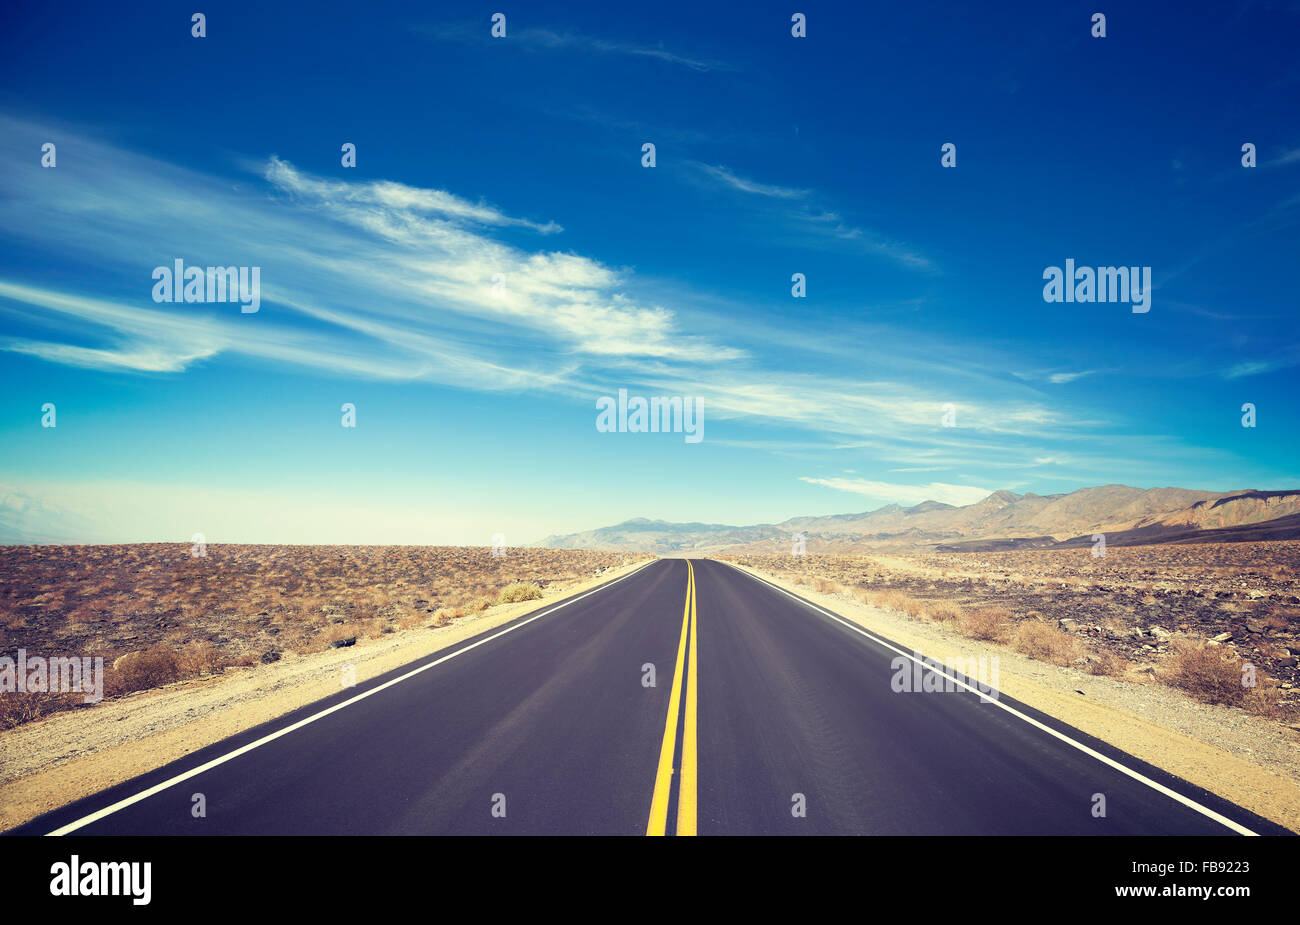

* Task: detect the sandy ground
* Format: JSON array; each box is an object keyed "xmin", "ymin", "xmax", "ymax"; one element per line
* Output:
[
  {"xmin": 728, "ymin": 562, "xmax": 1300, "ymax": 834},
  {"xmin": 0, "ymin": 559, "xmax": 651, "ymax": 832}
]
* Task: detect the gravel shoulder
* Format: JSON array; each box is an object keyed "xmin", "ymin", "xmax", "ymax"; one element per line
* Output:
[
  {"xmin": 729, "ymin": 561, "xmax": 1300, "ymax": 834},
  {"xmin": 0, "ymin": 559, "xmax": 651, "ymax": 833}
]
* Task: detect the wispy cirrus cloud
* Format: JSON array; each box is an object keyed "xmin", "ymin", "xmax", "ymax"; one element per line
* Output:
[
  {"xmin": 692, "ymin": 163, "xmax": 808, "ymax": 199},
  {"xmin": 0, "ymin": 115, "xmax": 742, "ymax": 380},
  {"xmin": 798, "ymin": 477, "xmax": 995, "ymax": 507},
  {"xmin": 422, "ymin": 22, "xmax": 732, "ymax": 72},
  {"xmin": 0, "ymin": 114, "xmax": 1091, "ymax": 475},
  {"xmin": 516, "ymin": 28, "xmax": 732, "ymax": 71},
  {"xmin": 689, "ymin": 161, "xmax": 935, "ymax": 272},
  {"xmin": 1014, "ymin": 368, "xmax": 1101, "ymax": 386},
  {"xmin": 1047, "ymin": 370, "xmax": 1095, "ymax": 384},
  {"xmin": 802, "ymin": 211, "xmax": 935, "ymax": 271},
  {"xmin": 263, "ymin": 158, "xmax": 563, "ymax": 235},
  {"xmin": 1222, "ymin": 357, "xmax": 1300, "ymax": 379},
  {"xmin": 1267, "ymin": 146, "xmax": 1300, "ymax": 167}
]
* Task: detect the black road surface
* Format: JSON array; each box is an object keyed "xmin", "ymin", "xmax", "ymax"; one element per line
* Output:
[{"xmin": 10, "ymin": 558, "xmax": 1290, "ymax": 836}]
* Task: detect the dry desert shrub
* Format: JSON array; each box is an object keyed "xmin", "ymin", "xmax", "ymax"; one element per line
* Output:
[
  {"xmin": 319, "ymin": 624, "xmax": 358, "ymax": 646},
  {"xmin": 1164, "ymin": 643, "xmax": 1253, "ymax": 707},
  {"xmin": 286, "ymin": 623, "xmax": 353, "ymax": 655},
  {"xmin": 1242, "ymin": 683, "xmax": 1282, "ymax": 717},
  {"xmin": 1084, "ymin": 648, "xmax": 1124, "ymax": 676},
  {"xmin": 0, "ymin": 691, "xmax": 79, "ymax": 729},
  {"xmin": 498, "ymin": 582, "xmax": 543, "ymax": 604},
  {"xmin": 925, "ymin": 600, "xmax": 964, "ymax": 622},
  {"xmin": 277, "ymin": 625, "xmax": 318, "ymax": 653},
  {"xmin": 174, "ymin": 640, "xmax": 228, "ymax": 677},
  {"xmin": 900, "ymin": 596, "xmax": 927, "ymax": 619},
  {"xmin": 961, "ymin": 607, "xmax": 1011, "ymax": 642},
  {"xmin": 108, "ymin": 640, "xmax": 238, "ymax": 696},
  {"xmin": 871, "ymin": 589, "xmax": 912, "ymax": 613},
  {"xmin": 109, "ymin": 644, "xmax": 182, "ymax": 695},
  {"xmin": 1014, "ymin": 621, "xmax": 1078, "ymax": 666},
  {"xmin": 396, "ymin": 610, "xmax": 427, "ymax": 631}
]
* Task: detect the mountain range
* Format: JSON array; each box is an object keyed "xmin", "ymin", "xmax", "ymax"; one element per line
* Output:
[{"xmin": 536, "ymin": 485, "xmax": 1300, "ymax": 555}]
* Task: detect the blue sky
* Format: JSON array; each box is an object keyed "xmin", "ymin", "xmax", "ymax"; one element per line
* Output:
[{"xmin": 1, "ymin": 1, "xmax": 1298, "ymax": 544}]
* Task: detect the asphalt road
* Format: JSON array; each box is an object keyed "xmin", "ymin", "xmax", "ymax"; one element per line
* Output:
[{"xmin": 11, "ymin": 558, "xmax": 1289, "ymax": 835}]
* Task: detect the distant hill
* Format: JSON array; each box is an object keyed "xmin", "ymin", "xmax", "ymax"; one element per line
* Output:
[{"xmin": 535, "ymin": 486, "xmax": 1300, "ymax": 554}]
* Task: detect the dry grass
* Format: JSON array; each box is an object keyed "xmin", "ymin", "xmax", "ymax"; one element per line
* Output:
[
  {"xmin": 721, "ymin": 544, "xmax": 1300, "ymax": 720},
  {"xmin": 961, "ymin": 607, "xmax": 1012, "ymax": 642},
  {"xmin": 1013, "ymin": 621, "xmax": 1078, "ymax": 666},
  {"xmin": 1084, "ymin": 648, "xmax": 1125, "ymax": 676},
  {"xmin": 498, "ymin": 582, "xmax": 543, "ymax": 604},
  {"xmin": 1163, "ymin": 642, "xmax": 1280, "ymax": 715},
  {"xmin": 871, "ymin": 589, "xmax": 914, "ymax": 614},
  {"xmin": 0, "ymin": 691, "xmax": 79, "ymax": 730},
  {"xmin": 925, "ymin": 600, "xmax": 964, "ymax": 622},
  {"xmin": 899, "ymin": 596, "xmax": 927, "ymax": 619},
  {"xmin": 1164, "ymin": 643, "xmax": 1247, "ymax": 705}
]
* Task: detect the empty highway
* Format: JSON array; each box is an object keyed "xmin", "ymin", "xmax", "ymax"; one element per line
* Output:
[{"xmin": 10, "ymin": 559, "xmax": 1288, "ymax": 836}]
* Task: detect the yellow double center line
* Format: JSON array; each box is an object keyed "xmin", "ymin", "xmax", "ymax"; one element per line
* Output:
[{"xmin": 646, "ymin": 559, "xmax": 698, "ymax": 836}]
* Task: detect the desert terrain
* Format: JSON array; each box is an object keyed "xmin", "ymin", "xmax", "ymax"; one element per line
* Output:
[
  {"xmin": 721, "ymin": 540, "xmax": 1300, "ymax": 720},
  {"xmin": 0, "ymin": 543, "xmax": 644, "ymax": 728}
]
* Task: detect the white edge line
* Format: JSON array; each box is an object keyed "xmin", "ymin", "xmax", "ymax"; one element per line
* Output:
[
  {"xmin": 719, "ymin": 561, "xmax": 1259, "ymax": 837},
  {"xmin": 44, "ymin": 559, "xmax": 658, "ymax": 836}
]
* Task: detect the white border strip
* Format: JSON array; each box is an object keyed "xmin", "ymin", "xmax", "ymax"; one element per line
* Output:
[
  {"xmin": 719, "ymin": 561, "xmax": 1258, "ymax": 836},
  {"xmin": 44, "ymin": 560, "xmax": 658, "ymax": 836}
]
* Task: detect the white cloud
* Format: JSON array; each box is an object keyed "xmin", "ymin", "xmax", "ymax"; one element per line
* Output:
[
  {"xmin": 265, "ymin": 157, "xmax": 563, "ymax": 234},
  {"xmin": 0, "ymin": 114, "xmax": 1082, "ymax": 469},
  {"xmin": 0, "ymin": 117, "xmax": 743, "ymax": 387},
  {"xmin": 426, "ymin": 23, "xmax": 732, "ymax": 72},
  {"xmin": 1047, "ymin": 370, "xmax": 1094, "ymax": 384},
  {"xmin": 787, "ymin": 211, "xmax": 934, "ymax": 272},
  {"xmin": 694, "ymin": 163, "xmax": 808, "ymax": 199},
  {"xmin": 1223, "ymin": 358, "xmax": 1294, "ymax": 379},
  {"xmin": 1270, "ymin": 147, "xmax": 1300, "ymax": 167},
  {"xmin": 799, "ymin": 477, "xmax": 995, "ymax": 507},
  {"xmin": 689, "ymin": 164, "xmax": 935, "ymax": 272}
]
